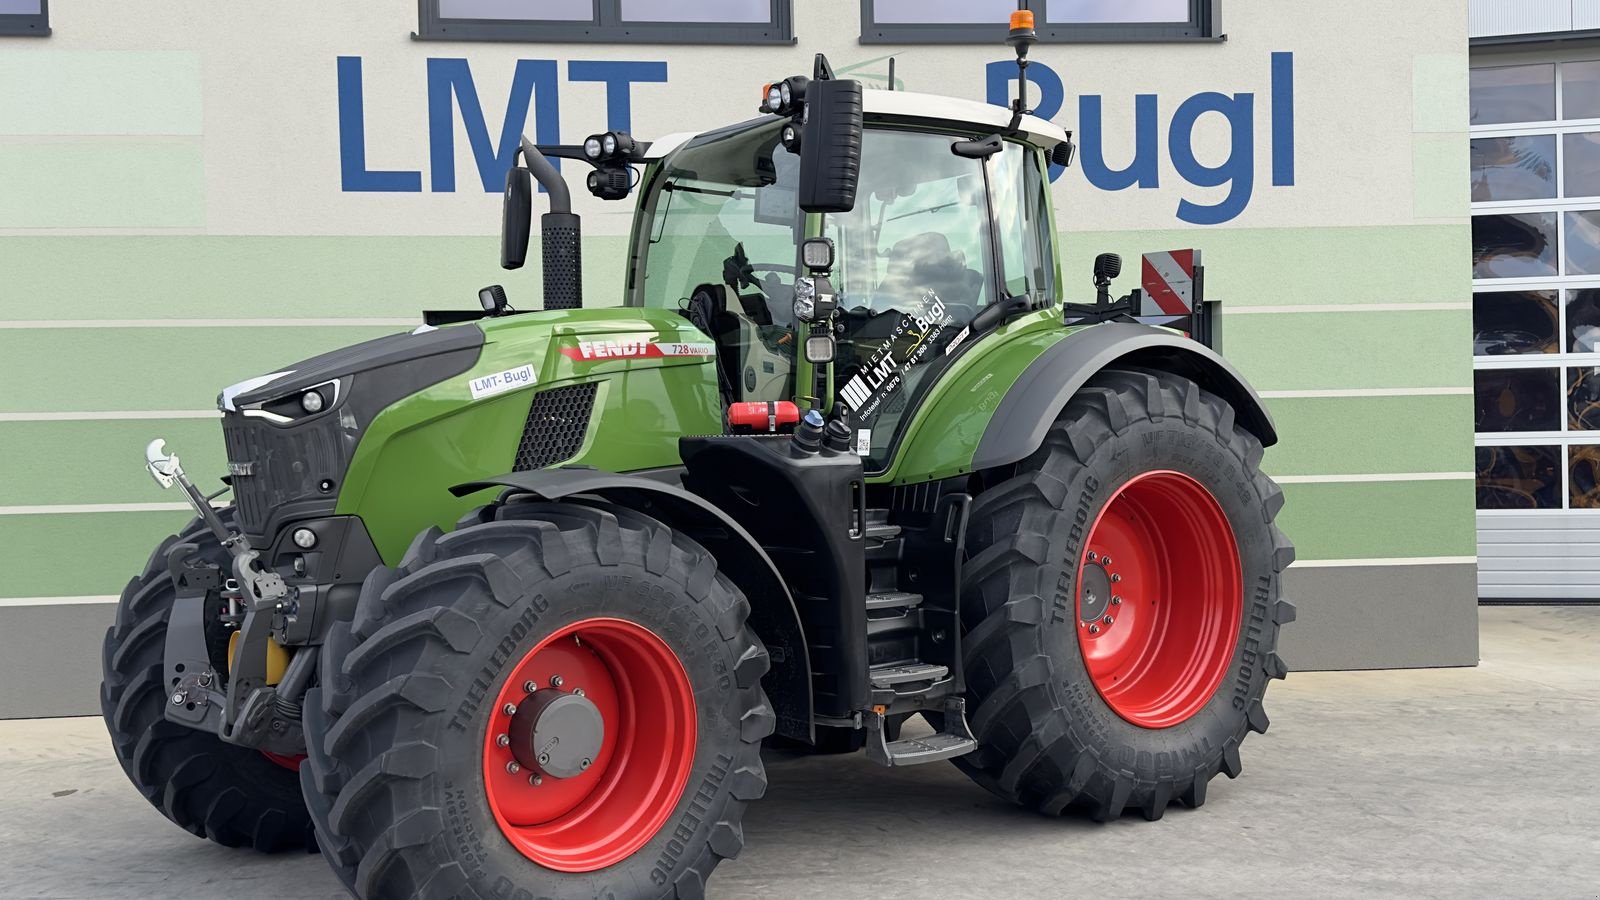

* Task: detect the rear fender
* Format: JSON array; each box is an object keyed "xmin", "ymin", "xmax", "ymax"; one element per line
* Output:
[
  {"xmin": 973, "ymin": 323, "xmax": 1277, "ymax": 471},
  {"xmin": 452, "ymin": 468, "xmax": 813, "ymax": 742}
]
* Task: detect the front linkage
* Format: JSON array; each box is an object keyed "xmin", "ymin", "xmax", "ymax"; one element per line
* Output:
[{"xmin": 145, "ymin": 439, "xmax": 309, "ymax": 756}]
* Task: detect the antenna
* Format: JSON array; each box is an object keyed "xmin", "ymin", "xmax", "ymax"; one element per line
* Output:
[{"xmin": 888, "ymin": 57, "xmax": 896, "ymax": 91}]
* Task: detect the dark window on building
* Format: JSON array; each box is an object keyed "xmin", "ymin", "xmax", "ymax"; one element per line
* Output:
[
  {"xmin": 1571, "ymin": 367, "xmax": 1600, "ymax": 431},
  {"xmin": 1569, "ymin": 288, "xmax": 1600, "ymax": 353},
  {"xmin": 1470, "ymin": 135, "xmax": 1555, "ymax": 202},
  {"xmin": 1572, "ymin": 445, "xmax": 1600, "ymax": 508},
  {"xmin": 418, "ymin": 0, "xmax": 794, "ymax": 44},
  {"xmin": 1470, "ymin": 64, "xmax": 1555, "ymax": 125},
  {"xmin": 1473, "ymin": 290, "xmax": 1558, "ymax": 356},
  {"xmin": 0, "ymin": 0, "xmax": 48, "ymax": 36},
  {"xmin": 1472, "ymin": 212, "xmax": 1558, "ymax": 278},
  {"xmin": 859, "ymin": 0, "xmax": 1218, "ymax": 44},
  {"xmin": 1476, "ymin": 445, "xmax": 1561, "ymax": 509},
  {"xmin": 1566, "ymin": 133, "xmax": 1600, "ymax": 199},
  {"xmin": 1567, "ymin": 210, "xmax": 1600, "ymax": 276},
  {"xmin": 1476, "ymin": 368, "xmax": 1562, "ymax": 433}
]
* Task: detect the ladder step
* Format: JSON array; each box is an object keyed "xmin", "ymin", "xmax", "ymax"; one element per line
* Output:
[
  {"xmin": 869, "ymin": 662, "xmax": 947, "ymax": 688},
  {"xmin": 878, "ymin": 731, "xmax": 977, "ymax": 766},
  {"xmin": 865, "ymin": 590, "xmax": 923, "ymax": 611},
  {"xmin": 864, "ymin": 522, "xmax": 901, "ymax": 541}
]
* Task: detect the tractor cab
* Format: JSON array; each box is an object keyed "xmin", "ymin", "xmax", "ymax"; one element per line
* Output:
[{"xmin": 623, "ymin": 82, "xmax": 1070, "ymax": 470}]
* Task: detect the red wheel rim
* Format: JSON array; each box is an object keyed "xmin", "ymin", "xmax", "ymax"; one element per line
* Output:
[
  {"xmin": 483, "ymin": 618, "xmax": 697, "ymax": 873},
  {"xmin": 1076, "ymin": 471, "xmax": 1242, "ymax": 729}
]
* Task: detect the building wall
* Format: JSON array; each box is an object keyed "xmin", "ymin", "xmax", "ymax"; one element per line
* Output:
[{"xmin": 0, "ymin": 0, "xmax": 1475, "ymax": 718}]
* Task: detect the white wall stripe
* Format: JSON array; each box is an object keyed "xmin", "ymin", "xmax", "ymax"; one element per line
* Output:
[
  {"xmin": 1227, "ymin": 303, "xmax": 1471, "ymax": 315},
  {"xmin": 0, "ymin": 318, "xmax": 417, "ymax": 329},
  {"xmin": 0, "ymin": 596, "xmax": 120, "ymax": 608},
  {"xmin": 1259, "ymin": 387, "xmax": 1472, "ymax": 399},
  {"xmin": 1290, "ymin": 556, "xmax": 1477, "ymax": 568},
  {"xmin": 0, "ymin": 410, "xmax": 219, "ymax": 421},
  {"xmin": 0, "ymin": 502, "xmax": 199, "ymax": 516},
  {"xmin": 1272, "ymin": 472, "xmax": 1476, "ymax": 484}
]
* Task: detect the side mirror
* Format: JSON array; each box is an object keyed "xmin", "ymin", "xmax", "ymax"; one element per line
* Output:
[
  {"xmin": 502, "ymin": 166, "xmax": 533, "ymax": 270},
  {"xmin": 797, "ymin": 78, "xmax": 863, "ymax": 214}
]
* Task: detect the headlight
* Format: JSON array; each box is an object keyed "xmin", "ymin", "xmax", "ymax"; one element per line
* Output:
[
  {"xmin": 583, "ymin": 136, "xmax": 603, "ymax": 160},
  {"xmin": 780, "ymin": 81, "xmax": 792, "ymax": 107},
  {"xmin": 292, "ymin": 527, "xmax": 318, "ymax": 549},
  {"xmin": 300, "ymin": 390, "xmax": 324, "ymax": 413},
  {"xmin": 602, "ymin": 133, "xmax": 618, "ymax": 157},
  {"xmin": 766, "ymin": 84, "xmax": 783, "ymax": 112},
  {"xmin": 793, "ymin": 276, "xmax": 817, "ymax": 322}
]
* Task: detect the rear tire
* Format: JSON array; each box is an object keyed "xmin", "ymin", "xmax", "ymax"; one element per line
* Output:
[
  {"xmin": 99, "ymin": 513, "xmax": 313, "ymax": 851},
  {"xmin": 955, "ymin": 369, "xmax": 1296, "ymax": 821},
  {"xmin": 301, "ymin": 497, "xmax": 774, "ymax": 900}
]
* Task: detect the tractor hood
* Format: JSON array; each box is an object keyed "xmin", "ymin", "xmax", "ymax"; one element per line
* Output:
[{"xmin": 221, "ymin": 325, "xmax": 485, "ymax": 412}]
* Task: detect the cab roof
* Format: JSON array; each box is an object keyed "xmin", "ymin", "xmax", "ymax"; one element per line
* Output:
[{"xmin": 646, "ymin": 88, "xmax": 1069, "ymax": 160}]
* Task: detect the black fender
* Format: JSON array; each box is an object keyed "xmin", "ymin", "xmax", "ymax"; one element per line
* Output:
[
  {"xmin": 973, "ymin": 323, "xmax": 1277, "ymax": 471},
  {"xmin": 452, "ymin": 468, "xmax": 813, "ymax": 742}
]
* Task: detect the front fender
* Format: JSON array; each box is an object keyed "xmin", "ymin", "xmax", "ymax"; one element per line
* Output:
[
  {"xmin": 973, "ymin": 323, "xmax": 1277, "ymax": 471},
  {"xmin": 451, "ymin": 468, "xmax": 814, "ymax": 742}
]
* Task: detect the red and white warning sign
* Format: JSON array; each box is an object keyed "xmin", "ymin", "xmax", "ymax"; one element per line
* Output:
[{"xmin": 1141, "ymin": 249, "xmax": 1202, "ymax": 316}]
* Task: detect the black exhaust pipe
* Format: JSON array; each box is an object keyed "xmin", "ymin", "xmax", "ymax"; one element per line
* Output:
[{"xmin": 519, "ymin": 137, "xmax": 583, "ymax": 311}]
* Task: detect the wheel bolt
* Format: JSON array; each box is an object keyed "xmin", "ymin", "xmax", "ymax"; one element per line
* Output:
[
  {"xmin": 171, "ymin": 690, "xmax": 187, "ymax": 706},
  {"xmin": 503, "ymin": 703, "xmax": 517, "ymax": 716},
  {"xmin": 580, "ymin": 758, "xmax": 591, "ymax": 771},
  {"xmin": 529, "ymin": 774, "xmax": 542, "ymax": 786},
  {"xmin": 1088, "ymin": 624, "xmax": 1100, "ymax": 635},
  {"xmin": 538, "ymin": 752, "xmax": 550, "ymax": 765},
  {"xmin": 1087, "ymin": 551, "xmax": 1098, "ymax": 562},
  {"xmin": 506, "ymin": 761, "xmax": 520, "ymax": 774},
  {"xmin": 574, "ymin": 688, "xmax": 585, "ymax": 697},
  {"xmin": 1111, "ymin": 574, "xmax": 1122, "ymax": 583},
  {"xmin": 522, "ymin": 680, "xmax": 538, "ymax": 693},
  {"xmin": 1102, "ymin": 556, "xmax": 1113, "ymax": 566},
  {"xmin": 496, "ymin": 734, "xmax": 510, "ymax": 748},
  {"xmin": 550, "ymin": 675, "xmax": 564, "ymax": 689},
  {"xmin": 1103, "ymin": 615, "xmax": 1114, "ymax": 625},
  {"xmin": 1111, "ymin": 595, "xmax": 1123, "ymax": 606}
]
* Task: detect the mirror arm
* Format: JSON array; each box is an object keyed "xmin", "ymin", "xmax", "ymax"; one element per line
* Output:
[{"xmin": 519, "ymin": 136, "xmax": 572, "ymax": 215}]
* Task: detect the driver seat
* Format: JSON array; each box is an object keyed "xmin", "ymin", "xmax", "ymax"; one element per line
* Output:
[{"xmin": 876, "ymin": 232, "xmax": 984, "ymax": 310}]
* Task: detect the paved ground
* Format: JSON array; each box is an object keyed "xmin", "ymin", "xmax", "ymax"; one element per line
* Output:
[{"xmin": 2, "ymin": 607, "xmax": 1596, "ymax": 900}]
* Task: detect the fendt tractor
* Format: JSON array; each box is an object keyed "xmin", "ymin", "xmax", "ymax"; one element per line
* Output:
[{"xmin": 102, "ymin": 12, "xmax": 1294, "ymax": 900}]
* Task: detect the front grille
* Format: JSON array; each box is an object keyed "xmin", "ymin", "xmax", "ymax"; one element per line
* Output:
[
  {"xmin": 220, "ymin": 411, "xmax": 352, "ymax": 538},
  {"xmin": 514, "ymin": 383, "xmax": 598, "ymax": 471}
]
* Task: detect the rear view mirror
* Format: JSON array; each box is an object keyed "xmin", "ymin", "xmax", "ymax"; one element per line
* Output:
[
  {"xmin": 798, "ymin": 78, "xmax": 863, "ymax": 214},
  {"xmin": 502, "ymin": 166, "xmax": 533, "ymax": 270}
]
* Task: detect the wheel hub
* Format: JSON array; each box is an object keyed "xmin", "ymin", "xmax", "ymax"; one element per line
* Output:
[
  {"xmin": 509, "ymin": 688, "xmax": 604, "ymax": 779},
  {"xmin": 1078, "ymin": 560, "xmax": 1113, "ymax": 624}
]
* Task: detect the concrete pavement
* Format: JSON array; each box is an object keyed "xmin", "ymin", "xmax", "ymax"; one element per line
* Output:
[{"xmin": 2, "ymin": 607, "xmax": 1596, "ymax": 899}]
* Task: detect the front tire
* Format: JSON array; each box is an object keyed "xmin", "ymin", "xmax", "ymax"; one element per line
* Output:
[
  {"xmin": 99, "ymin": 513, "xmax": 313, "ymax": 851},
  {"xmin": 301, "ymin": 498, "xmax": 774, "ymax": 900},
  {"xmin": 955, "ymin": 369, "xmax": 1296, "ymax": 821}
]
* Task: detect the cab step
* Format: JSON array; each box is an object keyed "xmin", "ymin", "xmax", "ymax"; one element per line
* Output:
[
  {"xmin": 869, "ymin": 661, "xmax": 947, "ymax": 688},
  {"xmin": 865, "ymin": 590, "xmax": 923, "ymax": 611},
  {"xmin": 865, "ymin": 697, "xmax": 977, "ymax": 767}
]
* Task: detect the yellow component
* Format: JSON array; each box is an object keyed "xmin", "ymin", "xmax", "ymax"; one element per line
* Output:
[
  {"xmin": 228, "ymin": 631, "xmax": 290, "ymax": 686},
  {"xmin": 1009, "ymin": 9, "xmax": 1035, "ymax": 29}
]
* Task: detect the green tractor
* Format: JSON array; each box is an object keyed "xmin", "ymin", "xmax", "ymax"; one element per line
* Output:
[{"xmin": 101, "ymin": 20, "xmax": 1293, "ymax": 900}]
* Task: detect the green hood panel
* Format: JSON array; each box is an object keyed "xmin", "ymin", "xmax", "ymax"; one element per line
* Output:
[{"xmin": 337, "ymin": 308, "xmax": 721, "ymax": 562}]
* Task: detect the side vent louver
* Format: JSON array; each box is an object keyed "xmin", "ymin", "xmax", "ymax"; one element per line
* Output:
[{"xmin": 513, "ymin": 382, "xmax": 599, "ymax": 471}]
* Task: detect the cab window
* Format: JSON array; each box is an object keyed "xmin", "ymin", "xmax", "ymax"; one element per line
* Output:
[{"xmin": 632, "ymin": 121, "xmax": 801, "ymax": 402}]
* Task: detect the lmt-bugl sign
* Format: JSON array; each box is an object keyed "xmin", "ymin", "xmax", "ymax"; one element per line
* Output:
[{"xmin": 337, "ymin": 52, "xmax": 1294, "ymax": 225}]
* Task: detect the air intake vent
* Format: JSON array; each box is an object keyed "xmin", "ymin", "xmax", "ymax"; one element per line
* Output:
[{"xmin": 514, "ymin": 382, "xmax": 598, "ymax": 471}]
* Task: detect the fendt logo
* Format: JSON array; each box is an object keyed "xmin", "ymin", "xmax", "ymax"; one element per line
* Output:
[{"xmin": 337, "ymin": 52, "xmax": 1294, "ymax": 224}]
